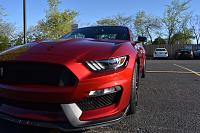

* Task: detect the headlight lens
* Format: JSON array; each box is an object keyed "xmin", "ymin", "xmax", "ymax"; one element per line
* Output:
[{"xmin": 85, "ymin": 56, "xmax": 128, "ymax": 72}]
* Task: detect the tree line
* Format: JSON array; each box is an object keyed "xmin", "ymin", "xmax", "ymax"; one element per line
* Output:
[
  {"xmin": 0, "ymin": 0, "xmax": 199, "ymax": 51},
  {"xmin": 97, "ymin": 0, "xmax": 195, "ymax": 46}
]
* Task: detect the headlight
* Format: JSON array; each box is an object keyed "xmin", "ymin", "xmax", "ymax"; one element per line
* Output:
[{"xmin": 85, "ymin": 56, "xmax": 128, "ymax": 72}]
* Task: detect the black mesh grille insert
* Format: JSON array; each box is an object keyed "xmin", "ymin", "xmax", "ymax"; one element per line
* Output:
[
  {"xmin": 0, "ymin": 61, "xmax": 77, "ymax": 87},
  {"xmin": 2, "ymin": 102, "xmax": 62, "ymax": 112},
  {"xmin": 77, "ymin": 91, "xmax": 121, "ymax": 111}
]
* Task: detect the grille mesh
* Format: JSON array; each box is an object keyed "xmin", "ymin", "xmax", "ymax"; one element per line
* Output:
[
  {"xmin": 0, "ymin": 61, "xmax": 77, "ymax": 87},
  {"xmin": 77, "ymin": 91, "xmax": 121, "ymax": 111}
]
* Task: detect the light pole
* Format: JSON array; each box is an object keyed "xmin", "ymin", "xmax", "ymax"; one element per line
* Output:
[{"xmin": 23, "ymin": 0, "xmax": 26, "ymax": 44}]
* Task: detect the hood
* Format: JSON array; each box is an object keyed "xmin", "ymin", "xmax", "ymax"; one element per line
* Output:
[{"xmin": 0, "ymin": 38, "xmax": 127, "ymax": 62}]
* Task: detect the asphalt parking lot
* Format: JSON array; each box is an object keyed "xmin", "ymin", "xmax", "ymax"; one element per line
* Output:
[{"xmin": 0, "ymin": 60, "xmax": 199, "ymax": 133}]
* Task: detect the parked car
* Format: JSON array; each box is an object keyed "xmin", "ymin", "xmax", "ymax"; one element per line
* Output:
[
  {"xmin": 175, "ymin": 49, "xmax": 193, "ymax": 59},
  {"xmin": 153, "ymin": 48, "xmax": 168, "ymax": 59},
  {"xmin": 0, "ymin": 26, "xmax": 146, "ymax": 131},
  {"xmin": 194, "ymin": 49, "xmax": 200, "ymax": 59}
]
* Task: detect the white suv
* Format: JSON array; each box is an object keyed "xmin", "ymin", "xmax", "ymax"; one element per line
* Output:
[{"xmin": 153, "ymin": 48, "xmax": 168, "ymax": 59}]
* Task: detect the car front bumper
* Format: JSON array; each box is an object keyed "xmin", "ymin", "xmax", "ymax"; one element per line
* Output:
[
  {"xmin": 0, "ymin": 65, "xmax": 133, "ymax": 130},
  {"xmin": 0, "ymin": 104, "xmax": 129, "ymax": 131}
]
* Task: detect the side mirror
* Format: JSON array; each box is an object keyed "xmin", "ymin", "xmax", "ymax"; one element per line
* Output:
[{"xmin": 138, "ymin": 36, "xmax": 147, "ymax": 42}]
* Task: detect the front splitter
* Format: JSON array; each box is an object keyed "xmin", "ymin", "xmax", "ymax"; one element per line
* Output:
[{"xmin": 0, "ymin": 105, "xmax": 129, "ymax": 132}]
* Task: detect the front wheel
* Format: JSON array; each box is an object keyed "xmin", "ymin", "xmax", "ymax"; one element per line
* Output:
[{"xmin": 127, "ymin": 63, "xmax": 139, "ymax": 115}]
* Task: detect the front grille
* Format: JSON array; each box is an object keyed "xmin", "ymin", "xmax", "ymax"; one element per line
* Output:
[
  {"xmin": 77, "ymin": 91, "xmax": 122, "ymax": 111},
  {"xmin": 0, "ymin": 61, "xmax": 77, "ymax": 87},
  {"xmin": 2, "ymin": 102, "xmax": 62, "ymax": 112},
  {"xmin": 0, "ymin": 97, "xmax": 63, "ymax": 112}
]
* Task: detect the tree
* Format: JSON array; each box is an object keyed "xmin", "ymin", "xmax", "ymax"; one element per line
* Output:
[
  {"xmin": 0, "ymin": 22, "xmax": 15, "ymax": 37},
  {"xmin": 0, "ymin": 6, "xmax": 5, "ymax": 23},
  {"xmin": 134, "ymin": 11, "xmax": 162, "ymax": 44},
  {"xmin": 0, "ymin": 35, "xmax": 9, "ymax": 51},
  {"xmin": 163, "ymin": 0, "xmax": 191, "ymax": 45},
  {"xmin": 144, "ymin": 16, "xmax": 162, "ymax": 44},
  {"xmin": 171, "ymin": 30, "xmax": 192, "ymax": 44},
  {"xmin": 48, "ymin": 0, "xmax": 60, "ymax": 13},
  {"xmin": 190, "ymin": 15, "xmax": 200, "ymax": 45},
  {"xmin": 0, "ymin": 5, "xmax": 15, "ymax": 50},
  {"xmin": 96, "ymin": 18, "xmax": 117, "ymax": 26},
  {"xmin": 178, "ymin": 12, "xmax": 192, "ymax": 44},
  {"xmin": 96, "ymin": 15, "xmax": 132, "ymax": 27},
  {"xmin": 26, "ymin": 26, "xmax": 46, "ymax": 42},
  {"xmin": 13, "ymin": 34, "xmax": 23, "ymax": 46},
  {"xmin": 134, "ymin": 11, "xmax": 146, "ymax": 36},
  {"xmin": 153, "ymin": 37, "xmax": 166, "ymax": 45},
  {"xmin": 37, "ymin": 0, "xmax": 78, "ymax": 39},
  {"xmin": 0, "ymin": 5, "xmax": 15, "ymax": 38},
  {"xmin": 11, "ymin": 26, "xmax": 46, "ymax": 46}
]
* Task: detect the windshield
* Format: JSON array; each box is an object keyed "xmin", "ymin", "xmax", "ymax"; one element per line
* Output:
[
  {"xmin": 155, "ymin": 48, "xmax": 166, "ymax": 51},
  {"xmin": 61, "ymin": 26, "xmax": 130, "ymax": 41}
]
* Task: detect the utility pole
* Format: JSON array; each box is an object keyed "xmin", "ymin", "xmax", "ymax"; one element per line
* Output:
[{"xmin": 23, "ymin": 0, "xmax": 27, "ymax": 44}]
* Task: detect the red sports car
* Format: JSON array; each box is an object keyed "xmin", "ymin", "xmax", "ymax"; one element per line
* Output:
[{"xmin": 0, "ymin": 26, "xmax": 146, "ymax": 131}]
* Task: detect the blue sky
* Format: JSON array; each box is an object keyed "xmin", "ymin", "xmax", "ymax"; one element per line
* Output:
[{"xmin": 1, "ymin": 0, "xmax": 200, "ymax": 32}]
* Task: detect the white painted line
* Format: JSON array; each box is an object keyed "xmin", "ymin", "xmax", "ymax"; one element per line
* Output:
[{"xmin": 174, "ymin": 64, "xmax": 200, "ymax": 77}]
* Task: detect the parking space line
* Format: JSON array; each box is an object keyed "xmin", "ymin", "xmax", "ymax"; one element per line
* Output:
[
  {"xmin": 174, "ymin": 64, "xmax": 200, "ymax": 77},
  {"xmin": 146, "ymin": 71, "xmax": 200, "ymax": 74}
]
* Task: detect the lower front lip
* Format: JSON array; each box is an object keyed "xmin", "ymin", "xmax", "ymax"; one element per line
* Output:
[{"xmin": 0, "ymin": 105, "xmax": 129, "ymax": 131}]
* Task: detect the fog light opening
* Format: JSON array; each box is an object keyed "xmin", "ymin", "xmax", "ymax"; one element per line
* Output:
[{"xmin": 89, "ymin": 86, "xmax": 121, "ymax": 97}]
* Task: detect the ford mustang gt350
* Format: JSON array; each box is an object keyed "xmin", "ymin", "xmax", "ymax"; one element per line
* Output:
[{"xmin": 0, "ymin": 26, "xmax": 146, "ymax": 131}]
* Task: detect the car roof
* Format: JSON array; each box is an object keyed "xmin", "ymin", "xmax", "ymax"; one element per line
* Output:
[{"xmin": 78, "ymin": 25, "xmax": 130, "ymax": 30}]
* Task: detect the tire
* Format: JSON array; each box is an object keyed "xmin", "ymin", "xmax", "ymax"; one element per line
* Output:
[
  {"xmin": 141, "ymin": 60, "xmax": 146, "ymax": 78},
  {"xmin": 127, "ymin": 63, "xmax": 139, "ymax": 115}
]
